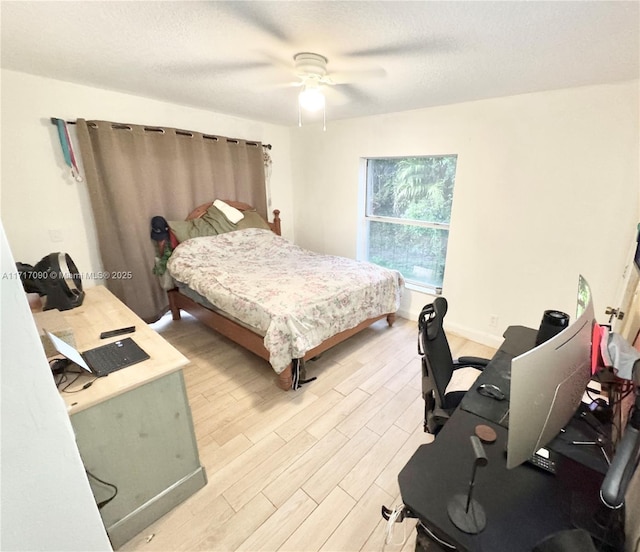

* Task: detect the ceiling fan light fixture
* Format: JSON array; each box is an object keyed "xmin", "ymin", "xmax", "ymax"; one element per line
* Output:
[
  {"xmin": 298, "ymin": 84, "xmax": 325, "ymax": 112},
  {"xmin": 294, "ymin": 53, "xmax": 328, "ymax": 130}
]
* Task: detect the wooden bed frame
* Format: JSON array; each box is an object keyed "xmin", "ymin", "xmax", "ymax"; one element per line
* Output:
[{"xmin": 167, "ymin": 200, "xmax": 396, "ymax": 390}]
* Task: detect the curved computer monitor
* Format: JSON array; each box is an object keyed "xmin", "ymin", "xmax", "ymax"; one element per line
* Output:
[{"xmin": 506, "ymin": 275, "xmax": 595, "ymax": 469}]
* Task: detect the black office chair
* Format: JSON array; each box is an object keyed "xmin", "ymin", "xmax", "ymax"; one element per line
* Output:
[{"xmin": 418, "ymin": 297, "xmax": 490, "ymax": 434}]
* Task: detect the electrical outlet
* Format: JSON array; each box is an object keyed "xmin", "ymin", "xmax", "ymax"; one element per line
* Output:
[
  {"xmin": 49, "ymin": 229, "xmax": 63, "ymax": 243},
  {"xmin": 489, "ymin": 315, "xmax": 499, "ymax": 328}
]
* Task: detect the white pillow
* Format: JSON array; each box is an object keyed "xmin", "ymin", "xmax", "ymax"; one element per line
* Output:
[
  {"xmin": 444, "ymin": 366, "xmax": 483, "ymax": 395},
  {"xmin": 213, "ymin": 199, "xmax": 244, "ymax": 224}
]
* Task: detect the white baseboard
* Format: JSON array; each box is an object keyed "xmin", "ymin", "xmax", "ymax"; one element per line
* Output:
[
  {"xmin": 396, "ymin": 307, "xmax": 504, "ymax": 350},
  {"xmin": 442, "ymin": 321, "xmax": 504, "ymax": 350},
  {"xmin": 396, "ymin": 307, "xmax": 413, "ymax": 321}
]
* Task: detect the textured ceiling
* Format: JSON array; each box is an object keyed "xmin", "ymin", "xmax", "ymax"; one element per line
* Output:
[{"xmin": 1, "ymin": 1, "xmax": 638, "ymax": 126}]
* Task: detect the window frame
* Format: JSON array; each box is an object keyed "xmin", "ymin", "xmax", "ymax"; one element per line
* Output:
[{"xmin": 360, "ymin": 155, "xmax": 457, "ymax": 294}]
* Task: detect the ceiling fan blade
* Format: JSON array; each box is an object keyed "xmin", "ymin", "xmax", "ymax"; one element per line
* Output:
[
  {"xmin": 323, "ymin": 85, "xmax": 351, "ymax": 106},
  {"xmin": 344, "ymin": 39, "xmax": 455, "ymax": 58},
  {"xmin": 326, "ymin": 67, "xmax": 387, "ymax": 85},
  {"xmin": 164, "ymin": 60, "xmax": 272, "ymax": 76},
  {"xmin": 209, "ymin": 61, "xmax": 273, "ymax": 74},
  {"xmin": 258, "ymin": 80, "xmax": 303, "ymax": 91},
  {"xmin": 331, "ymin": 83, "xmax": 374, "ymax": 105},
  {"xmin": 219, "ymin": 2, "xmax": 291, "ymax": 43},
  {"xmin": 260, "ymin": 52, "xmax": 297, "ymax": 73}
]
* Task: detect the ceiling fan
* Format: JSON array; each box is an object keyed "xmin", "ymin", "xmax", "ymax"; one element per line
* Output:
[
  {"xmin": 213, "ymin": 3, "xmax": 454, "ymax": 128},
  {"xmin": 291, "ymin": 52, "xmax": 385, "ymax": 130},
  {"xmin": 294, "ymin": 52, "xmax": 330, "ymax": 111},
  {"xmin": 292, "ymin": 52, "xmax": 333, "ymax": 130}
]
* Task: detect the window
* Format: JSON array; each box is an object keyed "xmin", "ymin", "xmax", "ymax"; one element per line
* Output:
[{"xmin": 363, "ymin": 155, "xmax": 457, "ymax": 292}]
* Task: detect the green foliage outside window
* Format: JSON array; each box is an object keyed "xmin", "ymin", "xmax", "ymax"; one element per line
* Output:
[{"xmin": 365, "ymin": 156, "xmax": 457, "ymax": 289}]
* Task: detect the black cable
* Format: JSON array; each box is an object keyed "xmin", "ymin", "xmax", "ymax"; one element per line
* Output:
[
  {"xmin": 589, "ymin": 381, "xmax": 636, "ymax": 450},
  {"xmin": 50, "ymin": 358, "xmax": 72, "ymax": 390},
  {"xmin": 59, "ymin": 372, "xmax": 82, "ymax": 392},
  {"xmin": 610, "ymin": 414, "xmax": 622, "ymax": 447},
  {"xmin": 86, "ymin": 469, "xmax": 118, "ymax": 509},
  {"xmin": 54, "ymin": 371, "xmax": 68, "ymax": 387},
  {"xmin": 610, "ymin": 385, "xmax": 636, "ymax": 407},
  {"xmin": 608, "ymin": 389, "xmax": 639, "ymax": 452},
  {"xmin": 586, "ymin": 386, "xmax": 602, "ymax": 402},
  {"xmin": 62, "ymin": 377, "xmax": 97, "ymax": 393},
  {"xmin": 51, "ymin": 361, "xmax": 98, "ymax": 393},
  {"xmin": 603, "ymin": 386, "xmax": 621, "ymax": 407},
  {"xmin": 49, "ymin": 357, "xmax": 68, "ymax": 370},
  {"xmin": 50, "ymin": 357, "xmax": 69, "ymax": 383},
  {"xmin": 48, "ymin": 357, "xmax": 97, "ymax": 393}
]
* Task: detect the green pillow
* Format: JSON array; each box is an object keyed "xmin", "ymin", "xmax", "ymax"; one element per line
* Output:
[
  {"xmin": 168, "ymin": 205, "xmax": 271, "ymax": 243},
  {"xmin": 236, "ymin": 211, "xmax": 271, "ymax": 231},
  {"xmin": 168, "ymin": 205, "xmax": 234, "ymax": 242}
]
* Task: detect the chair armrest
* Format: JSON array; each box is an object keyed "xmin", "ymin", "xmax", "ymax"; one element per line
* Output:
[
  {"xmin": 426, "ymin": 407, "xmax": 451, "ymax": 434},
  {"xmin": 455, "ymin": 356, "xmax": 490, "ymax": 370}
]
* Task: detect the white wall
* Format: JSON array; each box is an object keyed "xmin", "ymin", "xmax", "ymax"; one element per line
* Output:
[
  {"xmin": 0, "ymin": 222, "xmax": 111, "ymax": 551},
  {"xmin": 0, "ymin": 69, "xmax": 294, "ymax": 284},
  {"xmin": 291, "ymin": 82, "xmax": 640, "ymax": 347},
  {"xmin": 3, "ymin": 71, "xmax": 637, "ymax": 351},
  {"xmin": 1, "ymin": 64, "xmax": 638, "ymax": 548},
  {"xmin": 0, "ymin": 68, "xmax": 293, "ymax": 549}
]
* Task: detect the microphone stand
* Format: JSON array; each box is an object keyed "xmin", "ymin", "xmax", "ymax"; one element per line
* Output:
[{"xmin": 447, "ymin": 435, "xmax": 488, "ymax": 534}]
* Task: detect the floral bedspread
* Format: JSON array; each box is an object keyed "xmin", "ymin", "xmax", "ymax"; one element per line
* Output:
[{"xmin": 167, "ymin": 228, "xmax": 404, "ymax": 374}]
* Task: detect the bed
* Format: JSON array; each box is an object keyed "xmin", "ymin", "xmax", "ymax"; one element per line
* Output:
[{"xmin": 164, "ymin": 200, "xmax": 404, "ymax": 390}]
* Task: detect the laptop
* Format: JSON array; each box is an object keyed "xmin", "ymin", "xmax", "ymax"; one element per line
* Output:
[{"xmin": 46, "ymin": 331, "xmax": 150, "ymax": 377}]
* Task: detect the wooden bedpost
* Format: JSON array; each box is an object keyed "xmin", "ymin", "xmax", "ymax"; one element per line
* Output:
[
  {"xmin": 271, "ymin": 209, "xmax": 281, "ymax": 236},
  {"xmin": 167, "ymin": 289, "xmax": 182, "ymax": 321},
  {"xmin": 277, "ymin": 363, "xmax": 292, "ymax": 391},
  {"xmin": 387, "ymin": 313, "xmax": 396, "ymax": 327}
]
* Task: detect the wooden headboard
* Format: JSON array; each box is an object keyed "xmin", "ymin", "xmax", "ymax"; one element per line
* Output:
[{"xmin": 186, "ymin": 200, "xmax": 281, "ymax": 236}]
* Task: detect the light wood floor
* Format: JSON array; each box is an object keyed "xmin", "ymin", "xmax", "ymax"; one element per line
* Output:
[{"xmin": 121, "ymin": 313, "xmax": 496, "ymax": 552}]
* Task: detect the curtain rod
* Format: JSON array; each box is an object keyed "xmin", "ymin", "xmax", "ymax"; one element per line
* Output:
[{"xmin": 50, "ymin": 118, "xmax": 272, "ymax": 149}]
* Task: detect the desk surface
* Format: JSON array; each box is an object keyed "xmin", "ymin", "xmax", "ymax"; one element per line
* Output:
[
  {"xmin": 45, "ymin": 286, "xmax": 189, "ymax": 415},
  {"xmin": 399, "ymin": 408, "xmax": 605, "ymax": 551},
  {"xmin": 399, "ymin": 325, "xmax": 609, "ymax": 551},
  {"xmin": 459, "ymin": 325, "xmax": 537, "ymax": 425}
]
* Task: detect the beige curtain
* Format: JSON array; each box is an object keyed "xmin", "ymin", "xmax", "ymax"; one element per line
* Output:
[{"xmin": 76, "ymin": 119, "xmax": 267, "ymax": 321}]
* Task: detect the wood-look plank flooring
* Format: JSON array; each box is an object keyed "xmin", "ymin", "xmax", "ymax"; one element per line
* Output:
[{"xmin": 120, "ymin": 313, "xmax": 496, "ymax": 552}]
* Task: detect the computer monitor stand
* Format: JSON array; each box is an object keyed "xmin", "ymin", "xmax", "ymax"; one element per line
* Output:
[{"xmin": 565, "ymin": 408, "xmax": 612, "ymax": 465}]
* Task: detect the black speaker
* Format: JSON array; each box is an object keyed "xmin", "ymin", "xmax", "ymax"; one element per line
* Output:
[{"xmin": 535, "ymin": 310, "xmax": 570, "ymax": 345}]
